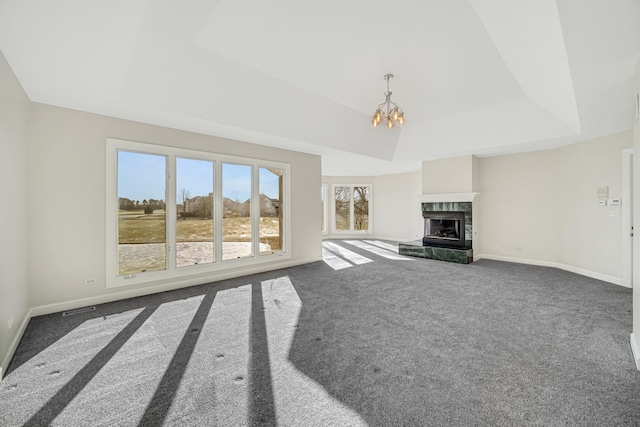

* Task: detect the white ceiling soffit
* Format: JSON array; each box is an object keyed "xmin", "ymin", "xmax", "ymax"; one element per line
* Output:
[
  {"xmin": 0, "ymin": 0, "xmax": 638, "ymax": 176},
  {"xmin": 468, "ymin": 0, "xmax": 581, "ymax": 133},
  {"xmin": 195, "ymin": 0, "xmax": 524, "ymax": 119}
]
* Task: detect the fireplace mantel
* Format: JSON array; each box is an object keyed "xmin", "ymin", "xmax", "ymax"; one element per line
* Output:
[{"xmin": 418, "ymin": 192, "xmax": 479, "ymax": 203}]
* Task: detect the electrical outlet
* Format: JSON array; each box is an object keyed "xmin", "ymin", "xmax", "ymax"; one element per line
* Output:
[
  {"xmin": 491, "ymin": 245, "xmax": 499, "ymax": 252},
  {"xmin": 84, "ymin": 278, "xmax": 97, "ymax": 286},
  {"xmin": 8, "ymin": 316, "xmax": 14, "ymax": 330},
  {"xmin": 585, "ymin": 257, "xmax": 593, "ymax": 265},
  {"xmin": 515, "ymin": 247, "xmax": 523, "ymax": 252}
]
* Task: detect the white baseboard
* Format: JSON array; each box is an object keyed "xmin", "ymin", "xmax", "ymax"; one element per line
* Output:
[
  {"xmin": 30, "ymin": 257, "xmax": 321, "ymax": 318},
  {"xmin": 1, "ymin": 308, "xmax": 33, "ymax": 379},
  {"xmin": 365, "ymin": 236, "xmax": 414, "ymax": 243},
  {"xmin": 631, "ymin": 334, "xmax": 640, "ymax": 370},
  {"xmin": 474, "ymin": 254, "xmax": 626, "ymax": 287}
]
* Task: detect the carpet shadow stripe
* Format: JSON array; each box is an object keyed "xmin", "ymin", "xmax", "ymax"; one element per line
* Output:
[
  {"xmin": 23, "ymin": 305, "xmax": 160, "ymax": 427},
  {"xmin": 249, "ymin": 282, "xmax": 277, "ymax": 426},
  {"xmin": 138, "ymin": 291, "xmax": 217, "ymax": 427}
]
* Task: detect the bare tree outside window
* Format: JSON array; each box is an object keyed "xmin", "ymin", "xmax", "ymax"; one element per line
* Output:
[
  {"xmin": 335, "ymin": 186, "xmax": 351, "ymax": 231},
  {"xmin": 333, "ymin": 185, "xmax": 371, "ymax": 232},
  {"xmin": 178, "ymin": 188, "xmax": 191, "ymax": 218},
  {"xmin": 353, "ymin": 186, "xmax": 369, "ymax": 230}
]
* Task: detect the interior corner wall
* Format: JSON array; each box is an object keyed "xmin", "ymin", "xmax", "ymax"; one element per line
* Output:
[
  {"xmin": 479, "ymin": 132, "xmax": 632, "ymax": 281},
  {"xmin": 0, "ymin": 51, "xmax": 30, "ymax": 377},
  {"xmin": 27, "ymin": 103, "xmax": 322, "ymax": 310},
  {"xmin": 472, "ymin": 155, "xmax": 481, "ymax": 193}
]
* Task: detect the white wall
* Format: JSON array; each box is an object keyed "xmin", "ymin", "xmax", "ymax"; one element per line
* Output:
[
  {"xmin": 554, "ymin": 134, "xmax": 630, "ymax": 277},
  {"xmin": 27, "ymin": 103, "xmax": 322, "ymax": 309},
  {"xmin": 0, "ymin": 52, "xmax": 30, "ymax": 377},
  {"xmin": 632, "ymin": 59, "xmax": 640, "ymax": 369},
  {"xmin": 479, "ymin": 149, "xmax": 559, "ymax": 263},
  {"xmin": 479, "ymin": 132, "xmax": 632, "ymax": 282},
  {"xmin": 373, "ymin": 171, "xmax": 422, "ymax": 241},
  {"xmin": 422, "ymin": 155, "xmax": 476, "ymax": 194}
]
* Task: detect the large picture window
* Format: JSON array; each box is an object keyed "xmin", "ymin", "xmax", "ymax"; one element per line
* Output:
[
  {"xmin": 107, "ymin": 139, "xmax": 290, "ymax": 288},
  {"xmin": 333, "ymin": 184, "xmax": 372, "ymax": 233}
]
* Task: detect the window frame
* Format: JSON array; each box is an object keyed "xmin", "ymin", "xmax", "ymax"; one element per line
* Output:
[
  {"xmin": 106, "ymin": 138, "xmax": 291, "ymax": 289},
  {"xmin": 331, "ymin": 184, "xmax": 372, "ymax": 234},
  {"xmin": 321, "ymin": 183, "xmax": 328, "ymax": 235}
]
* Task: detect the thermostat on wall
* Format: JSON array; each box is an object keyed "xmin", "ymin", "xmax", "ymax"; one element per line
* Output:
[
  {"xmin": 598, "ymin": 200, "xmax": 607, "ymax": 206},
  {"xmin": 609, "ymin": 199, "xmax": 621, "ymax": 207},
  {"xmin": 597, "ymin": 186, "xmax": 609, "ymax": 200}
]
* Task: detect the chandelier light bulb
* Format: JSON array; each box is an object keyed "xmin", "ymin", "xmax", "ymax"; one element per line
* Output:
[
  {"xmin": 372, "ymin": 117, "xmax": 379, "ymax": 127},
  {"xmin": 387, "ymin": 117, "xmax": 394, "ymax": 129},
  {"xmin": 392, "ymin": 108, "xmax": 399, "ymax": 121}
]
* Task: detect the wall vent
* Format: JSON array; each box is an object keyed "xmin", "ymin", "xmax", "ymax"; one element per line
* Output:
[{"xmin": 62, "ymin": 306, "xmax": 96, "ymax": 317}]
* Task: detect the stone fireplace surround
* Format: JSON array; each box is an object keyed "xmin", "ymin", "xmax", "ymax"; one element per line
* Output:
[{"xmin": 399, "ymin": 193, "xmax": 478, "ymax": 264}]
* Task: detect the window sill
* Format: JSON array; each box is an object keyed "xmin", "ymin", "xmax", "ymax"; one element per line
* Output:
[{"xmin": 107, "ymin": 251, "xmax": 291, "ymax": 289}]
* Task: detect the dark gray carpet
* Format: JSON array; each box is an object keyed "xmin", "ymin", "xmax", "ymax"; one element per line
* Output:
[{"xmin": 1, "ymin": 240, "xmax": 638, "ymax": 426}]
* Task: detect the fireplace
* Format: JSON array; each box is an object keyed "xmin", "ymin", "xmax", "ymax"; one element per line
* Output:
[
  {"xmin": 422, "ymin": 211, "xmax": 466, "ymax": 248},
  {"xmin": 400, "ymin": 198, "xmax": 474, "ymax": 264}
]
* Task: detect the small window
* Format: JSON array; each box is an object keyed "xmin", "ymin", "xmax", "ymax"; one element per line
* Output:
[
  {"xmin": 353, "ymin": 186, "xmax": 370, "ymax": 230},
  {"xmin": 333, "ymin": 185, "xmax": 372, "ymax": 233},
  {"xmin": 335, "ymin": 186, "xmax": 351, "ymax": 231}
]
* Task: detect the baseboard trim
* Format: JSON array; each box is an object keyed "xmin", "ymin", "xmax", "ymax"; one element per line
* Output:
[
  {"xmin": 367, "ymin": 236, "xmax": 415, "ymax": 244},
  {"xmin": 30, "ymin": 257, "xmax": 322, "ymax": 318},
  {"xmin": 474, "ymin": 254, "xmax": 625, "ymax": 287},
  {"xmin": 1, "ymin": 309, "xmax": 33, "ymax": 379},
  {"xmin": 631, "ymin": 334, "xmax": 640, "ymax": 371}
]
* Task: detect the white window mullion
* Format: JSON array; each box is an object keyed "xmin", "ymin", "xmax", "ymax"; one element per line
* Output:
[
  {"xmin": 251, "ymin": 164, "xmax": 260, "ymax": 257},
  {"xmin": 106, "ymin": 146, "xmax": 118, "ymax": 278},
  {"xmin": 166, "ymin": 154, "xmax": 177, "ymax": 271},
  {"xmin": 214, "ymin": 160, "xmax": 223, "ymax": 263},
  {"xmin": 349, "ymin": 187, "xmax": 355, "ymax": 232}
]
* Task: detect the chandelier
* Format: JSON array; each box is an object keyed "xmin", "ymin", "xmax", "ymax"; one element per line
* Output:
[{"xmin": 371, "ymin": 73, "xmax": 405, "ymax": 129}]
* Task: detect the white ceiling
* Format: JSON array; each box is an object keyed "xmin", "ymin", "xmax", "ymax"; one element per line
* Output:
[{"xmin": 1, "ymin": 0, "xmax": 639, "ymax": 176}]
